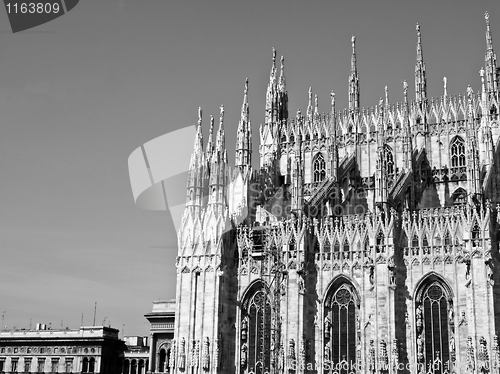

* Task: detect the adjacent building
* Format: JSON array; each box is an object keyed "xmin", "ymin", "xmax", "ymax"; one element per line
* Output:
[
  {"xmin": 144, "ymin": 300, "xmax": 175, "ymax": 373},
  {"xmin": 123, "ymin": 336, "xmax": 149, "ymax": 374},
  {"xmin": 0, "ymin": 325, "xmax": 126, "ymax": 373}
]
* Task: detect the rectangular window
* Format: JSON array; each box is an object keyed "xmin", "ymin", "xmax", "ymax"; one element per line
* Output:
[
  {"xmin": 11, "ymin": 358, "xmax": 18, "ymax": 372},
  {"xmin": 65, "ymin": 359, "xmax": 73, "ymax": 373},
  {"xmin": 52, "ymin": 358, "xmax": 59, "ymax": 372},
  {"xmin": 38, "ymin": 358, "xmax": 45, "ymax": 372},
  {"xmin": 0, "ymin": 359, "xmax": 4, "ymax": 371},
  {"xmin": 24, "ymin": 358, "xmax": 32, "ymax": 372}
]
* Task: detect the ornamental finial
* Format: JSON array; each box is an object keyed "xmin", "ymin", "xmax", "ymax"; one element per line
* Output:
[
  {"xmin": 198, "ymin": 107, "xmax": 202, "ymax": 126},
  {"xmin": 219, "ymin": 105, "xmax": 224, "ymax": 125}
]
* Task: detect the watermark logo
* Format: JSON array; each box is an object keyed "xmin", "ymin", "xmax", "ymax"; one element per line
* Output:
[
  {"xmin": 3, "ymin": 0, "xmax": 79, "ymax": 33},
  {"xmin": 128, "ymin": 126, "xmax": 196, "ymax": 232}
]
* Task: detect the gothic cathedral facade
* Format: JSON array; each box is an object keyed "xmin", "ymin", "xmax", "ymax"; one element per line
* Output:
[{"xmin": 169, "ymin": 13, "xmax": 500, "ymax": 374}]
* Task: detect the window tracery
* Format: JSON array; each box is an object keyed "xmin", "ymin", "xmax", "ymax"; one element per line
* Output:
[
  {"xmin": 324, "ymin": 283, "xmax": 358, "ymax": 373},
  {"xmin": 313, "ymin": 153, "xmax": 326, "ymax": 183},
  {"xmin": 415, "ymin": 280, "xmax": 454, "ymax": 373},
  {"xmin": 450, "ymin": 136, "xmax": 466, "ymax": 168},
  {"xmin": 241, "ymin": 287, "xmax": 272, "ymax": 374}
]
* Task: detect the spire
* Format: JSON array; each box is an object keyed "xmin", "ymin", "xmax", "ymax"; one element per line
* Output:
[
  {"xmin": 348, "ymin": 35, "xmax": 360, "ymax": 112},
  {"xmin": 307, "ymin": 87, "xmax": 313, "ymax": 120},
  {"xmin": 186, "ymin": 107, "xmax": 205, "ymax": 211},
  {"xmin": 205, "ymin": 115, "xmax": 214, "ymax": 161},
  {"xmin": 385, "ymin": 86, "xmax": 389, "ymax": 106},
  {"xmin": 403, "ymin": 80, "xmax": 408, "ymax": 105},
  {"xmin": 265, "ymin": 48, "xmax": 278, "ymax": 124},
  {"xmin": 195, "ymin": 107, "xmax": 203, "ymax": 153},
  {"xmin": 314, "ymin": 94, "xmax": 319, "ymax": 116},
  {"xmin": 242, "ymin": 78, "xmax": 249, "ymax": 123},
  {"xmin": 486, "ymin": 11, "xmax": 494, "ymax": 52},
  {"xmin": 480, "ymin": 68, "xmax": 486, "ymax": 94},
  {"xmin": 279, "ymin": 55, "xmax": 286, "ymax": 92},
  {"xmin": 190, "ymin": 106, "xmax": 204, "ymax": 164},
  {"xmin": 277, "ymin": 55, "xmax": 289, "ymax": 122},
  {"xmin": 351, "ymin": 35, "xmax": 357, "ymax": 75},
  {"xmin": 271, "ymin": 47, "xmax": 277, "ymax": 80},
  {"xmin": 236, "ymin": 79, "xmax": 252, "ymax": 168},
  {"xmin": 415, "ymin": 24, "xmax": 427, "ymax": 104},
  {"xmin": 484, "ymin": 12, "xmax": 498, "ymax": 93},
  {"xmin": 443, "ymin": 77, "xmax": 447, "ymax": 97},
  {"xmin": 208, "ymin": 105, "xmax": 228, "ymax": 214},
  {"xmin": 214, "ymin": 105, "xmax": 226, "ymax": 163},
  {"xmin": 331, "ymin": 91, "xmax": 336, "ymax": 114}
]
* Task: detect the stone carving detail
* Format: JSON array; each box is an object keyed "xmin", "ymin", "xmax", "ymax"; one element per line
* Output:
[
  {"xmin": 417, "ymin": 333, "xmax": 424, "ymax": 363},
  {"xmin": 191, "ymin": 339, "xmax": 199, "ymax": 367},
  {"xmin": 240, "ymin": 343, "xmax": 247, "ymax": 368},
  {"xmin": 179, "ymin": 337, "xmax": 186, "ymax": 370},
  {"xmin": 459, "ymin": 311, "xmax": 467, "ymax": 326},
  {"xmin": 241, "ymin": 318, "xmax": 248, "ymax": 342},
  {"xmin": 392, "ymin": 339, "xmax": 399, "ymax": 371},
  {"xmin": 213, "ymin": 338, "xmax": 219, "ymax": 370},
  {"xmin": 288, "ymin": 339, "xmax": 296, "ymax": 365},
  {"xmin": 478, "ymin": 336, "xmax": 489, "ymax": 372},
  {"xmin": 169, "ymin": 339, "xmax": 176, "ymax": 368},
  {"xmin": 416, "ymin": 304, "xmax": 423, "ymax": 334},
  {"xmin": 324, "ymin": 317, "xmax": 331, "ymax": 340},
  {"xmin": 324, "ymin": 344, "xmax": 331, "ymax": 363},
  {"xmin": 448, "ymin": 304, "xmax": 454, "ymax": 327},
  {"xmin": 368, "ymin": 340, "xmax": 376, "ymax": 374},
  {"xmin": 202, "ymin": 337, "xmax": 210, "ymax": 370},
  {"xmin": 449, "ymin": 335, "xmax": 456, "ymax": 362},
  {"xmin": 300, "ymin": 338, "xmax": 306, "ymax": 367},
  {"xmin": 492, "ymin": 335, "xmax": 500, "ymax": 370},
  {"xmin": 379, "ymin": 340, "xmax": 388, "ymax": 367},
  {"xmin": 466, "ymin": 336, "xmax": 475, "ymax": 372}
]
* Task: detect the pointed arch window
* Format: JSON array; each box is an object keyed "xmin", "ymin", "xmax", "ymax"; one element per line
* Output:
[
  {"xmin": 324, "ymin": 283, "xmax": 358, "ymax": 373},
  {"xmin": 241, "ymin": 287, "xmax": 272, "ymax": 374},
  {"xmin": 450, "ymin": 136, "xmax": 466, "ymax": 168},
  {"xmin": 451, "ymin": 188, "xmax": 467, "ymax": 205},
  {"xmin": 491, "ymin": 104, "xmax": 498, "ymax": 120},
  {"xmin": 313, "ymin": 153, "xmax": 327, "ymax": 183},
  {"xmin": 415, "ymin": 281, "xmax": 453, "ymax": 373},
  {"xmin": 385, "ymin": 145, "xmax": 394, "ymax": 177}
]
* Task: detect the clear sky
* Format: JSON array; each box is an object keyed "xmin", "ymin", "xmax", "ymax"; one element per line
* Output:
[{"xmin": 1, "ymin": 0, "xmax": 499, "ymax": 337}]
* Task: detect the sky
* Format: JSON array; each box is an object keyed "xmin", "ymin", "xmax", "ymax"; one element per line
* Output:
[{"xmin": 1, "ymin": 0, "xmax": 499, "ymax": 337}]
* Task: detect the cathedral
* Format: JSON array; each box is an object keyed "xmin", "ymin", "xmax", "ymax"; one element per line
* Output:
[{"xmin": 167, "ymin": 12, "xmax": 500, "ymax": 374}]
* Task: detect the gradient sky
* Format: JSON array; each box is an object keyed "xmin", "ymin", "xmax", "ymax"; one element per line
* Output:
[{"xmin": 1, "ymin": 0, "xmax": 499, "ymax": 337}]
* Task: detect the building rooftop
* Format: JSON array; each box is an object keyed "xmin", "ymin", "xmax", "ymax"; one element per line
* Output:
[{"xmin": 0, "ymin": 326, "xmax": 120, "ymax": 340}]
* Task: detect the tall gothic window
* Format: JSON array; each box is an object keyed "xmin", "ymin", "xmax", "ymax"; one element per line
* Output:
[
  {"xmin": 241, "ymin": 286, "xmax": 272, "ymax": 374},
  {"xmin": 385, "ymin": 145, "xmax": 394, "ymax": 176},
  {"xmin": 313, "ymin": 153, "xmax": 326, "ymax": 182},
  {"xmin": 450, "ymin": 136, "xmax": 466, "ymax": 168},
  {"xmin": 415, "ymin": 280, "xmax": 454, "ymax": 373},
  {"xmin": 324, "ymin": 282, "xmax": 358, "ymax": 373}
]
